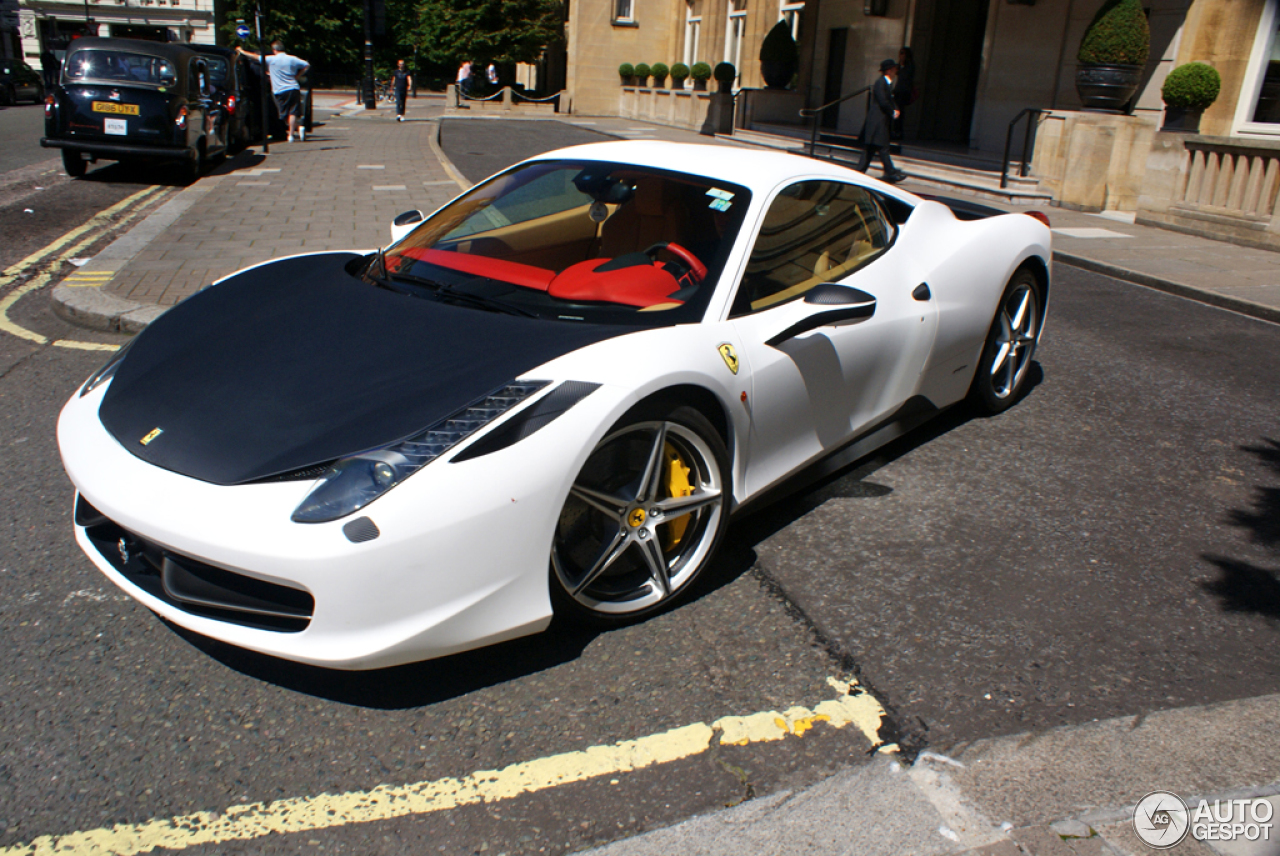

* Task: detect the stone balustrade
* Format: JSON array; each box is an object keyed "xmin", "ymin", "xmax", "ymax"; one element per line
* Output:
[{"xmin": 1136, "ymin": 134, "xmax": 1280, "ymax": 250}]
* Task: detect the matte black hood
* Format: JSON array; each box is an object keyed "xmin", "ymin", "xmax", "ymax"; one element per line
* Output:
[{"xmin": 98, "ymin": 252, "xmax": 623, "ymax": 485}]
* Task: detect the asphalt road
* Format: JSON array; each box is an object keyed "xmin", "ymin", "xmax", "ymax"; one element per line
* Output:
[
  {"xmin": 0, "ymin": 117, "xmax": 1277, "ymax": 853},
  {"xmin": 0, "ymin": 102, "xmax": 51, "ymax": 174}
]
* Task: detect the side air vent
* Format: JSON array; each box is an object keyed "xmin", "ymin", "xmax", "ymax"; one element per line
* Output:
[{"xmin": 452, "ymin": 381, "xmax": 600, "ymax": 463}]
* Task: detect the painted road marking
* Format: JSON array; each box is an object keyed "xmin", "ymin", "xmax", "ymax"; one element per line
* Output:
[
  {"xmin": 0, "ymin": 190, "xmax": 165, "ymax": 349},
  {"xmin": 62, "ymin": 272, "xmax": 116, "ymax": 287},
  {"xmin": 372, "ymin": 185, "xmax": 408, "ymax": 191},
  {"xmin": 0, "ymin": 186, "xmax": 161, "ymax": 289},
  {"xmin": 1, "ymin": 677, "xmax": 894, "ymax": 856}
]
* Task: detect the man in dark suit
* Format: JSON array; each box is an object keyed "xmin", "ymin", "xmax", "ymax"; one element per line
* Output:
[{"xmin": 859, "ymin": 58, "xmax": 907, "ymax": 184}]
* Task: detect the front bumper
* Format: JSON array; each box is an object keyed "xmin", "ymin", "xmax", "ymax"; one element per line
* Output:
[
  {"xmin": 57, "ymin": 379, "xmax": 629, "ymax": 669},
  {"xmin": 41, "ymin": 137, "xmax": 196, "ymax": 163}
]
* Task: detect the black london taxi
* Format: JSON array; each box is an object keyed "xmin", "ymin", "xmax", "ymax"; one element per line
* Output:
[{"xmin": 41, "ymin": 37, "xmax": 229, "ymax": 180}]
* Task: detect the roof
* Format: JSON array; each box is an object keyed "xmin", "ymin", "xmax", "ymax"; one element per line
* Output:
[{"xmin": 63, "ymin": 37, "xmax": 201, "ymax": 61}]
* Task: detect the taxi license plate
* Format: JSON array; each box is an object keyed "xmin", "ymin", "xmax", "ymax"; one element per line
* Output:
[{"xmin": 91, "ymin": 101, "xmax": 140, "ymax": 116}]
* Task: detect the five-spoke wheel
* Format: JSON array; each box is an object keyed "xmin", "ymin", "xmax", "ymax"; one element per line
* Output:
[
  {"xmin": 970, "ymin": 268, "xmax": 1042, "ymax": 412},
  {"xmin": 551, "ymin": 404, "xmax": 729, "ymax": 621}
]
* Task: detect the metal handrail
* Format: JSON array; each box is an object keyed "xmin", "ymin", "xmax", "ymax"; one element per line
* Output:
[
  {"xmin": 1001, "ymin": 108, "xmax": 1044, "ymax": 189},
  {"xmin": 799, "ymin": 85, "xmax": 871, "ymax": 157}
]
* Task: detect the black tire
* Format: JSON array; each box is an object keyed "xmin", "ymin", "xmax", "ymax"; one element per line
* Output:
[
  {"xmin": 550, "ymin": 402, "xmax": 731, "ymax": 625},
  {"xmin": 62, "ymin": 148, "xmax": 86, "ymax": 178},
  {"xmin": 183, "ymin": 143, "xmax": 204, "ymax": 183},
  {"xmin": 969, "ymin": 266, "xmax": 1043, "ymax": 413}
]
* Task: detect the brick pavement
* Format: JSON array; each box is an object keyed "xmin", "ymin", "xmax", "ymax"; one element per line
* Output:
[{"xmin": 104, "ymin": 105, "xmax": 463, "ymax": 306}]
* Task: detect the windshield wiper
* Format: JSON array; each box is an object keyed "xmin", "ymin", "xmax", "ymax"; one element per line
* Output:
[{"xmin": 434, "ymin": 281, "xmax": 538, "ymax": 318}]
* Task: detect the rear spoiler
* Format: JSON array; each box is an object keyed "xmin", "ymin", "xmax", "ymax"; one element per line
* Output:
[{"xmin": 917, "ymin": 193, "xmax": 1050, "ymax": 226}]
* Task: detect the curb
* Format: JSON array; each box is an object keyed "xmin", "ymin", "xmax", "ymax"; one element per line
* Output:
[{"xmin": 1053, "ymin": 251, "xmax": 1280, "ymax": 326}]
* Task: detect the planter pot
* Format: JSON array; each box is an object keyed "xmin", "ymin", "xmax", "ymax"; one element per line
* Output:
[
  {"xmin": 760, "ymin": 60, "xmax": 796, "ymax": 90},
  {"xmin": 671, "ymin": 77, "xmax": 687, "ymax": 90},
  {"xmin": 1075, "ymin": 63, "xmax": 1143, "ymax": 112},
  {"xmin": 620, "ymin": 76, "xmax": 633, "ymax": 86},
  {"xmin": 692, "ymin": 79, "xmax": 708, "ymax": 91},
  {"xmin": 1161, "ymin": 105, "xmax": 1203, "ymax": 132},
  {"xmin": 652, "ymin": 77, "xmax": 667, "ymax": 89}
]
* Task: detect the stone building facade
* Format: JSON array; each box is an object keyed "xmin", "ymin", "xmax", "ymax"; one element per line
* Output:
[{"xmin": 15, "ymin": 0, "xmax": 216, "ymax": 63}]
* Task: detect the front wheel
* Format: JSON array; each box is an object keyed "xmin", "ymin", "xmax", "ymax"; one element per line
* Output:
[
  {"xmin": 551, "ymin": 404, "xmax": 730, "ymax": 623},
  {"xmin": 969, "ymin": 267, "xmax": 1043, "ymax": 413},
  {"xmin": 62, "ymin": 148, "xmax": 86, "ymax": 178}
]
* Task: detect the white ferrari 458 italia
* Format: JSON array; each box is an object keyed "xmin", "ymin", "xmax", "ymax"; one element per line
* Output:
[{"xmin": 58, "ymin": 141, "xmax": 1051, "ymax": 669}]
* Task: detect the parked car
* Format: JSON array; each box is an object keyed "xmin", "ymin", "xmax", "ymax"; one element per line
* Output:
[
  {"xmin": 189, "ymin": 44, "xmax": 257, "ymax": 154},
  {"xmin": 0, "ymin": 59, "xmax": 44, "ymax": 105},
  {"xmin": 58, "ymin": 141, "xmax": 1051, "ymax": 669},
  {"xmin": 41, "ymin": 37, "xmax": 229, "ymax": 180}
]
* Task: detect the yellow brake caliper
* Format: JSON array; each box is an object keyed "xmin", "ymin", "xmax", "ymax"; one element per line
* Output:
[{"xmin": 661, "ymin": 442, "xmax": 695, "ymax": 551}]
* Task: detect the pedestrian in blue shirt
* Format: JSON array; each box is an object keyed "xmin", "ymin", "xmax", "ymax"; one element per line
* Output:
[{"xmin": 237, "ymin": 41, "xmax": 310, "ymax": 142}]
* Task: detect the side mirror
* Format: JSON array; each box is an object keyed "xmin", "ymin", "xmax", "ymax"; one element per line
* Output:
[
  {"xmin": 766, "ymin": 282, "xmax": 876, "ymax": 348},
  {"xmin": 390, "ymin": 209, "xmax": 424, "ymax": 243}
]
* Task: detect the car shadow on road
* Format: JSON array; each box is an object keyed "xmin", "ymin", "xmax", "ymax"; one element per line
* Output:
[
  {"xmin": 173, "ymin": 364, "xmax": 1044, "ymax": 708},
  {"xmin": 1200, "ymin": 437, "xmax": 1280, "ymax": 620}
]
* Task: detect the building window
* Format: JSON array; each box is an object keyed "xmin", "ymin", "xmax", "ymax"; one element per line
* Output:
[
  {"xmin": 1238, "ymin": 0, "xmax": 1280, "ymax": 134},
  {"xmin": 614, "ymin": 0, "xmax": 635, "ymax": 23},
  {"xmin": 781, "ymin": 1, "xmax": 803, "ymax": 41},
  {"xmin": 725, "ymin": 0, "xmax": 746, "ymax": 72},
  {"xmin": 684, "ymin": 0, "xmax": 702, "ymax": 66}
]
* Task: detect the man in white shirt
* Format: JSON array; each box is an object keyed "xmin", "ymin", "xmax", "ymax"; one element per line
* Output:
[{"xmin": 237, "ymin": 41, "xmax": 310, "ymax": 142}]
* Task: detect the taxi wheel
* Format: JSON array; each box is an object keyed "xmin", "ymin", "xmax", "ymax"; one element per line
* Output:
[{"xmin": 62, "ymin": 149, "xmax": 86, "ymax": 178}]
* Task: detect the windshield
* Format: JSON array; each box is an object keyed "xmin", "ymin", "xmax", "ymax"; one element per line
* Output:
[
  {"xmin": 64, "ymin": 49, "xmax": 177, "ymax": 87},
  {"xmin": 380, "ymin": 159, "xmax": 751, "ymax": 326}
]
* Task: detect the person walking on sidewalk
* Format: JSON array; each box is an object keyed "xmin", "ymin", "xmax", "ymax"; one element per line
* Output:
[
  {"xmin": 237, "ymin": 41, "xmax": 310, "ymax": 142},
  {"xmin": 858, "ymin": 58, "xmax": 906, "ymax": 184},
  {"xmin": 392, "ymin": 59, "xmax": 412, "ymax": 121}
]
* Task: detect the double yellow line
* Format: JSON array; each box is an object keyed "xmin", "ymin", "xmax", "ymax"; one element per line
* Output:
[
  {"xmin": 2, "ymin": 677, "xmax": 896, "ymax": 856},
  {"xmin": 0, "ymin": 185, "xmax": 166, "ymax": 351}
]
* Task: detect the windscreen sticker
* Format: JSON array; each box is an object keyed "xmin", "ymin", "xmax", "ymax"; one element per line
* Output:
[
  {"xmin": 708, "ymin": 198, "xmax": 733, "ymax": 212},
  {"xmin": 706, "ymin": 188, "xmax": 735, "ymax": 201}
]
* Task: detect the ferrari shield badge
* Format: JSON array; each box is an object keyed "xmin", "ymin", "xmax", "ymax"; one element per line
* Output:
[
  {"xmin": 718, "ymin": 343, "xmax": 739, "ymax": 375},
  {"xmin": 140, "ymin": 427, "xmax": 163, "ymax": 446}
]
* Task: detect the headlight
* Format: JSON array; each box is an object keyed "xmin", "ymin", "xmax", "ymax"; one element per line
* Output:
[
  {"xmin": 291, "ymin": 380, "xmax": 550, "ymax": 523},
  {"xmin": 79, "ymin": 339, "xmax": 133, "ymax": 397}
]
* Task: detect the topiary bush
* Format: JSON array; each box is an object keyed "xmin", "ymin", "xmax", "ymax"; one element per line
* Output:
[
  {"xmin": 691, "ymin": 62, "xmax": 712, "ymax": 81},
  {"xmin": 760, "ymin": 20, "xmax": 799, "ymax": 64},
  {"xmin": 713, "ymin": 62, "xmax": 736, "ymax": 84},
  {"xmin": 671, "ymin": 62, "xmax": 690, "ymax": 85},
  {"xmin": 651, "ymin": 62, "xmax": 669, "ymax": 87},
  {"xmin": 1161, "ymin": 62, "xmax": 1221, "ymax": 109},
  {"xmin": 634, "ymin": 63, "xmax": 651, "ymax": 86},
  {"xmin": 1078, "ymin": 0, "xmax": 1150, "ymax": 66},
  {"xmin": 619, "ymin": 62, "xmax": 634, "ymax": 81}
]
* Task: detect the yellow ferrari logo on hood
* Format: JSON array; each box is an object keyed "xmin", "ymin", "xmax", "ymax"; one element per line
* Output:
[
  {"xmin": 140, "ymin": 428, "xmax": 163, "ymax": 446},
  {"xmin": 718, "ymin": 343, "xmax": 739, "ymax": 375}
]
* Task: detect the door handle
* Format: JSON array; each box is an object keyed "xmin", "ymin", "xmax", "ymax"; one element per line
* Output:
[{"xmin": 912, "ymin": 282, "xmax": 931, "ymax": 301}]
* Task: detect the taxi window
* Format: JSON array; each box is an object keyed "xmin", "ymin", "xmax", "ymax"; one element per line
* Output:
[
  {"xmin": 731, "ymin": 180, "xmax": 894, "ymax": 316},
  {"xmin": 64, "ymin": 50, "xmax": 177, "ymax": 87}
]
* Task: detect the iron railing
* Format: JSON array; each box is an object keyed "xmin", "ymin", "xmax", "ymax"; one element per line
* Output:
[
  {"xmin": 1001, "ymin": 108, "xmax": 1043, "ymax": 189},
  {"xmin": 799, "ymin": 85, "xmax": 872, "ymax": 157}
]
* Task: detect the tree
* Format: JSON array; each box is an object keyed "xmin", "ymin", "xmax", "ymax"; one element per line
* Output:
[
  {"xmin": 412, "ymin": 0, "xmax": 564, "ymax": 66},
  {"xmin": 220, "ymin": 0, "xmax": 364, "ymax": 71}
]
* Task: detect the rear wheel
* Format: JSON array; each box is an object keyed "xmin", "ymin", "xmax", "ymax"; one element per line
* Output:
[
  {"xmin": 551, "ymin": 403, "xmax": 730, "ymax": 623},
  {"xmin": 62, "ymin": 148, "xmax": 86, "ymax": 178},
  {"xmin": 969, "ymin": 267, "xmax": 1043, "ymax": 413}
]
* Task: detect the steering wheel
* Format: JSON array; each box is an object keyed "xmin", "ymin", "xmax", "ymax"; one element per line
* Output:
[{"xmin": 644, "ymin": 241, "xmax": 707, "ymax": 285}]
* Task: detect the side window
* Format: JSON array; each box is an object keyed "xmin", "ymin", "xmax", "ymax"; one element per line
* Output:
[{"xmin": 731, "ymin": 180, "xmax": 894, "ymax": 316}]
